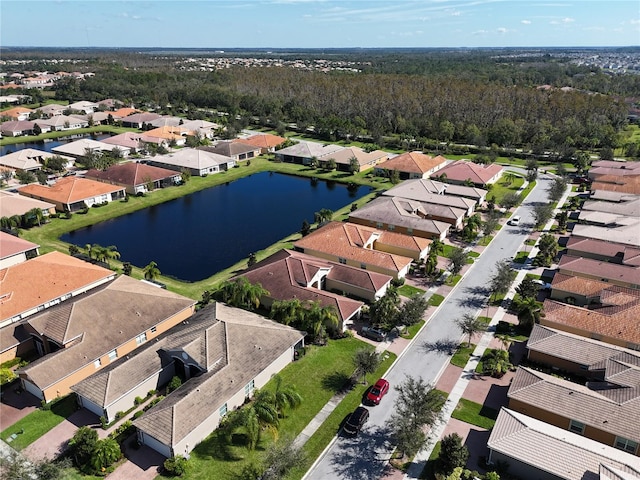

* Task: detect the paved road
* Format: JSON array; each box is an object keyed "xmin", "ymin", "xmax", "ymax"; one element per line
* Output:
[{"xmin": 305, "ymin": 175, "xmax": 553, "ymax": 480}]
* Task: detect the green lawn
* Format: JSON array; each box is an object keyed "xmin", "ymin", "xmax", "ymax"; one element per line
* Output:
[
  {"xmin": 513, "ymin": 251, "xmax": 529, "ymax": 264},
  {"xmin": 468, "ymin": 251, "xmax": 480, "ymax": 258},
  {"xmin": 524, "ymin": 239, "xmax": 537, "ymax": 246},
  {"xmin": 177, "ymin": 337, "xmax": 395, "ymax": 480},
  {"xmin": 450, "ymin": 343, "xmax": 475, "ymax": 368},
  {"xmin": 0, "ymin": 394, "xmax": 77, "ymax": 451},
  {"xmin": 445, "ymin": 274, "xmax": 461, "ymax": 286},
  {"xmin": 487, "ymin": 176, "xmax": 524, "ymax": 205},
  {"xmin": 0, "ymin": 125, "xmax": 139, "ymax": 146},
  {"xmin": 420, "ymin": 440, "xmax": 441, "ymax": 479},
  {"xmin": 398, "ymin": 284, "xmax": 426, "ymax": 298},
  {"xmin": 402, "ymin": 320, "xmax": 425, "ymax": 339},
  {"xmin": 451, "ymin": 398, "xmax": 498, "ymax": 429},
  {"xmin": 428, "ymin": 294, "xmax": 445, "ymax": 307}
]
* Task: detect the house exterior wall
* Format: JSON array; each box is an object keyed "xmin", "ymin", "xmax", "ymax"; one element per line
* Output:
[
  {"xmin": 488, "ymin": 450, "xmax": 560, "ymax": 480},
  {"xmin": 526, "ymin": 350, "xmax": 596, "ymax": 378},
  {"xmin": 558, "ymin": 267, "xmax": 638, "ymax": 290},
  {"xmin": 139, "ymin": 431, "xmax": 172, "ymax": 458},
  {"xmin": 0, "ymin": 252, "xmax": 28, "ymax": 270},
  {"xmin": 296, "ymin": 246, "xmax": 404, "ymax": 279},
  {"xmin": 539, "ymin": 318, "xmax": 629, "ymax": 349},
  {"xmin": 372, "ymin": 242, "xmax": 426, "ymax": 261},
  {"xmin": 78, "ymin": 395, "xmax": 107, "ymax": 419},
  {"xmin": 566, "ymin": 248, "xmax": 618, "ymax": 263},
  {"xmin": 549, "ymin": 287, "xmax": 592, "ymax": 307},
  {"xmin": 349, "ymin": 216, "xmax": 447, "ymax": 241},
  {"xmin": 0, "ymin": 337, "xmax": 34, "ymax": 365},
  {"xmin": 324, "ymin": 278, "xmax": 387, "ymax": 302},
  {"xmin": 33, "ymin": 305, "xmax": 194, "ymax": 402},
  {"xmin": 507, "ymin": 398, "xmax": 627, "ymax": 453}
]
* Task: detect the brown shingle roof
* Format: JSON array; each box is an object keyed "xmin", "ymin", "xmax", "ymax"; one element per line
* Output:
[
  {"xmin": 558, "ymin": 255, "xmax": 640, "ymax": 287},
  {"xmin": 0, "ymin": 251, "xmax": 115, "ymax": 325},
  {"xmin": 85, "ymin": 162, "xmax": 179, "ymax": 187},
  {"xmin": 566, "ymin": 237, "xmax": 637, "ymax": 263},
  {"xmin": 20, "ymin": 275, "xmax": 195, "ymax": 390},
  {"xmin": 435, "ymin": 160, "xmax": 503, "ymax": 185},
  {"xmin": 379, "ymin": 152, "xmax": 447, "ymax": 174},
  {"xmin": 17, "ymin": 177, "xmax": 125, "ymax": 205}
]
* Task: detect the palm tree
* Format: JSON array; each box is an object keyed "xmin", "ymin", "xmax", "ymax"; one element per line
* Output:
[
  {"xmin": 515, "ymin": 297, "xmax": 543, "ymax": 329},
  {"xmin": 353, "ymin": 348, "xmax": 381, "ymax": 384},
  {"xmin": 25, "ymin": 207, "xmax": 44, "ymax": 227},
  {"xmin": 303, "ymin": 301, "xmax": 339, "ymax": 343},
  {"xmin": 90, "ymin": 438, "xmax": 121, "ymax": 472},
  {"xmin": 84, "ymin": 243, "xmax": 94, "ymax": 260},
  {"xmin": 270, "ymin": 298, "xmax": 304, "ymax": 326},
  {"xmin": 217, "ymin": 277, "xmax": 269, "ymax": 311},
  {"xmin": 271, "ymin": 374, "xmax": 303, "ymax": 418},
  {"xmin": 143, "ymin": 261, "xmax": 161, "ymax": 281},
  {"xmin": 455, "ymin": 313, "xmax": 486, "ymax": 347},
  {"xmin": 430, "ymin": 239, "xmax": 444, "ymax": 256},
  {"xmin": 102, "ymin": 245, "xmax": 120, "ymax": 267}
]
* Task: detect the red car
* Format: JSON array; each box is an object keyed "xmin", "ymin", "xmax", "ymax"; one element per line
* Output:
[{"xmin": 366, "ymin": 378, "xmax": 390, "ymax": 405}]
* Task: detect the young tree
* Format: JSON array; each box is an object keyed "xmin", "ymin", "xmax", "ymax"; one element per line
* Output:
[
  {"xmin": 91, "ymin": 438, "xmax": 121, "ymax": 473},
  {"xmin": 532, "ymin": 203, "xmax": 554, "ymax": 229},
  {"xmin": 300, "ymin": 220, "xmax": 311, "ymax": 236},
  {"xmin": 489, "ymin": 259, "xmax": 517, "ymax": 301},
  {"xmin": 499, "ymin": 192, "xmax": 520, "ymax": 210},
  {"xmin": 271, "ymin": 374, "xmax": 303, "ymax": 418},
  {"xmin": 68, "ymin": 426, "xmax": 98, "ymax": 470},
  {"xmin": 437, "ymin": 433, "xmax": 469, "ymax": 475},
  {"xmin": 534, "ymin": 233, "xmax": 559, "ymax": 267},
  {"xmin": 303, "ymin": 301, "xmax": 339, "ymax": 343},
  {"xmin": 455, "ymin": 313, "xmax": 486, "ymax": 347},
  {"xmin": 163, "ymin": 455, "xmax": 189, "ymax": 477},
  {"xmin": 247, "ymin": 252, "xmax": 257, "ymax": 268},
  {"xmin": 348, "ymin": 156, "xmax": 360, "ymax": 175},
  {"xmin": 143, "ymin": 261, "xmax": 161, "ymax": 281},
  {"xmin": 369, "ymin": 287, "xmax": 400, "ymax": 330},
  {"xmin": 515, "ymin": 297, "xmax": 543, "ymax": 329},
  {"xmin": 515, "ymin": 277, "xmax": 539, "ymax": 300},
  {"xmin": 389, "ymin": 169, "xmax": 401, "ymax": 185},
  {"xmin": 269, "ymin": 298, "xmax": 305, "ymax": 327},
  {"xmin": 572, "ymin": 151, "xmax": 591, "ymax": 174},
  {"xmin": 217, "ymin": 277, "xmax": 269, "ymax": 312},
  {"xmin": 556, "ymin": 210, "xmax": 568, "ymax": 232},
  {"xmin": 447, "ymin": 247, "xmax": 468, "ymax": 277},
  {"xmin": 122, "ymin": 261, "xmax": 133, "ymax": 276},
  {"xmin": 397, "ymin": 294, "xmax": 429, "ymax": 327},
  {"xmin": 352, "ymin": 348, "xmax": 381, "ymax": 385},
  {"xmin": 313, "ymin": 208, "xmax": 333, "ymax": 224},
  {"xmin": 548, "ymin": 176, "xmax": 568, "ymax": 202},
  {"xmin": 261, "ymin": 437, "xmax": 307, "ymax": 480},
  {"xmin": 482, "ymin": 211, "xmax": 501, "ymax": 236}
]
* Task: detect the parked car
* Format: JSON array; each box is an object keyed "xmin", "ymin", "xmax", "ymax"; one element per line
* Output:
[
  {"xmin": 366, "ymin": 378, "xmax": 390, "ymax": 405},
  {"xmin": 533, "ymin": 279, "xmax": 552, "ymax": 290},
  {"xmin": 508, "ymin": 215, "xmax": 521, "ymax": 226},
  {"xmin": 361, "ymin": 326, "xmax": 386, "ymax": 342},
  {"xmin": 343, "ymin": 406, "xmax": 369, "ymax": 436}
]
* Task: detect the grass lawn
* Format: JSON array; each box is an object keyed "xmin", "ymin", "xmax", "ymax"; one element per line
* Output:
[
  {"xmin": 524, "ymin": 239, "xmax": 537, "ymax": 246},
  {"xmin": 179, "ymin": 337, "xmax": 395, "ymax": 480},
  {"xmin": 419, "ymin": 440, "xmax": 441, "ymax": 479},
  {"xmin": 428, "ymin": 294, "xmax": 444, "ymax": 307},
  {"xmin": 0, "ymin": 394, "xmax": 77, "ymax": 451},
  {"xmin": 451, "ymin": 398, "xmax": 498, "ymax": 430},
  {"xmin": 487, "ymin": 176, "xmax": 524, "ymax": 205},
  {"xmin": 398, "ymin": 284, "xmax": 426, "ymax": 298},
  {"xmin": 468, "ymin": 251, "xmax": 480, "ymax": 258},
  {"xmin": 477, "ymin": 316, "xmax": 491, "ymax": 325},
  {"xmin": 0, "ymin": 125, "xmax": 139, "ymax": 146},
  {"xmin": 450, "ymin": 343, "xmax": 475, "ymax": 368},
  {"xmin": 513, "ymin": 251, "xmax": 529, "ymax": 264},
  {"xmin": 478, "ymin": 235, "xmax": 493, "ymax": 246},
  {"xmin": 445, "ymin": 274, "xmax": 461, "ymax": 286},
  {"xmin": 401, "ymin": 320, "xmax": 425, "ymax": 340}
]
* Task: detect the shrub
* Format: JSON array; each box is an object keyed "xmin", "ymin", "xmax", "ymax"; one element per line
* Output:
[
  {"xmin": 115, "ymin": 411, "xmax": 125, "ymax": 420},
  {"xmin": 147, "ymin": 389, "xmax": 157, "ymax": 396},
  {"xmin": 437, "ymin": 433, "xmax": 469, "ymax": 474},
  {"xmin": 167, "ymin": 376, "xmax": 182, "ymax": 393},
  {"xmin": 163, "ymin": 455, "xmax": 189, "ymax": 477},
  {"xmin": 0, "ymin": 367, "xmax": 16, "ymax": 385},
  {"xmin": 134, "ymin": 396, "xmax": 144, "ymax": 406},
  {"xmin": 133, "ymin": 410, "xmax": 144, "ymax": 419},
  {"xmin": 100, "ymin": 416, "xmax": 108, "ymax": 429}
]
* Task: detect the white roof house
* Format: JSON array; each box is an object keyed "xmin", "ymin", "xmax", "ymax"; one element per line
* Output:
[
  {"xmin": 52, "ymin": 139, "xmax": 130, "ymax": 159},
  {"xmin": 146, "ymin": 148, "xmax": 235, "ymax": 176}
]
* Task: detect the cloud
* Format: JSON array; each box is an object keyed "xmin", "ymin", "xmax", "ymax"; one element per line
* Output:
[
  {"xmin": 472, "ymin": 29, "xmax": 489, "ymax": 35},
  {"xmin": 521, "ymin": 20, "xmax": 531, "ymax": 24},
  {"xmin": 562, "ymin": 17, "xmax": 575, "ymax": 23},
  {"xmin": 497, "ymin": 27, "xmax": 507, "ymax": 34}
]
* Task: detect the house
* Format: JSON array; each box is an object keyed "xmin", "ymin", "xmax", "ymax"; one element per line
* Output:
[
  {"xmin": 235, "ymin": 249, "xmax": 393, "ymax": 327},
  {"xmin": 274, "ymin": 140, "xmax": 343, "ymax": 165},
  {"xmin": 384, "ymin": 178, "xmax": 488, "ymax": 205},
  {"xmin": 0, "ymin": 232, "xmax": 39, "ymax": 269},
  {"xmin": 35, "ymin": 103, "xmax": 67, "ymax": 118},
  {"xmin": 566, "ymin": 237, "xmax": 640, "ymax": 266},
  {"xmin": 180, "ymin": 119, "xmax": 220, "ymax": 139},
  {"xmin": 67, "ymin": 101, "xmax": 99, "ymax": 114},
  {"xmin": 507, "ymin": 366, "xmax": 640, "ymax": 455},
  {"xmin": 35, "ymin": 114, "xmax": 89, "ymax": 131},
  {"xmin": 375, "ymin": 152, "xmax": 447, "ymax": 179},
  {"xmin": 588, "ymin": 160, "xmax": 640, "ymax": 181},
  {"xmin": 52, "ymin": 138, "xmax": 129, "ymax": 159},
  {"xmin": 577, "ymin": 209, "xmax": 640, "ymax": 228},
  {"xmin": 85, "ymin": 162, "xmax": 181, "ymax": 195},
  {"xmin": 74, "ymin": 302, "xmax": 310, "ymax": 458},
  {"xmin": 200, "ymin": 141, "xmax": 261, "ymax": 162},
  {"xmin": 582, "ymin": 197, "xmax": 640, "ymax": 218},
  {"xmin": 383, "ymin": 185, "xmax": 477, "ymax": 217},
  {"xmin": 148, "ymin": 116, "xmax": 184, "ymax": 128},
  {"xmin": 558, "ymin": 255, "xmax": 640, "ymax": 289},
  {"xmin": 1, "ymin": 106, "xmax": 33, "ymax": 121},
  {"xmin": 235, "ymin": 133, "xmax": 286, "ymax": 154},
  {"xmin": 432, "ymin": 159, "xmax": 503, "ymax": 187},
  {"xmin": 549, "ymin": 272, "xmax": 640, "ymax": 307},
  {"xmin": 293, "ymin": 222, "xmax": 418, "ymax": 279},
  {"xmin": 349, "ymin": 196, "xmax": 453, "ymax": 239},
  {"xmin": 16, "ymin": 274, "xmax": 195, "ymax": 402},
  {"xmin": 0, "ymin": 148, "xmax": 74, "ymax": 173},
  {"xmin": 572, "ymin": 223, "xmax": 640, "ymax": 248},
  {"xmin": 0, "ymin": 251, "xmax": 115, "ymax": 329},
  {"xmin": 589, "ymin": 190, "xmax": 640, "ymax": 203},
  {"xmin": 96, "ymin": 99, "xmax": 123, "ymax": 110},
  {"xmin": 591, "ymin": 176, "xmax": 640, "ymax": 196},
  {"xmin": 0, "ymin": 190, "xmax": 56, "ymax": 219},
  {"xmin": 120, "ymin": 112, "xmax": 161, "ymax": 128},
  {"xmin": 541, "ymin": 298, "xmax": 640, "ymax": 350},
  {"xmin": 487, "ymin": 408, "xmax": 640, "ymax": 480},
  {"xmin": 143, "ymin": 126, "xmax": 188, "ymax": 146},
  {"xmin": 526, "ymin": 324, "xmax": 640, "ymax": 381},
  {"xmin": 18, "ymin": 176, "xmax": 127, "ymax": 212},
  {"xmin": 111, "ymin": 107, "xmax": 139, "ymax": 119},
  {"xmin": 318, "ymin": 146, "xmax": 389, "ymax": 173},
  {"xmin": 101, "ymin": 132, "xmax": 149, "ymax": 152},
  {"xmin": 1, "ymin": 120, "xmax": 36, "ymax": 137},
  {"xmin": 147, "ymin": 148, "xmax": 235, "ymax": 176}
]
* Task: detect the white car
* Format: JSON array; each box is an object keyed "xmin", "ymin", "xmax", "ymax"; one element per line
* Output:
[
  {"xmin": 533, "ymin": 279, "xmax": 552, "ymax": 290},
  {"xmin": 509, "ymin": 215, "xmax": 521, "ymax": 226}
]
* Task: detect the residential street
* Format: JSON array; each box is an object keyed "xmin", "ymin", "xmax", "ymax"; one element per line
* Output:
[{"xmin": 305, "ymin": 174, "xmax": 553, "ymax": 480}]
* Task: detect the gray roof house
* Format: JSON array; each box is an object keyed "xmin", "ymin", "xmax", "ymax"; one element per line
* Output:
[
  {"xmin": 488, "ymin": 408, "xmax": 640, "ymax": 480},
  {"xmin": 572, "ymin": 224, "xmax": 640, "ymax": 248},
  {"xmin": 35, "ymin": 115, "xmax": 89, "ymax": 131},
  {"xmin": 109, "ymin": 303, "xmax": 306, "ymax": 458},
  {"xmin": 146, "ymin": 148, "xmax": 235, "ymax": 176},
  {"xmin": 349, "ymin": 196, "xmax": 453, "ymax": 239},
  {"xmin": 384, "ymin": 178, "xmax": 487, "ymax": 205},
  {"xmin": 52, "ymin": 138, "xmax": 130, "ymax": 159},
  {"xmin": 199, "ymin": 141, "xmax": 261, "ymax": 162},
  {"xmin": 274, "ymin": 140, "xmax": 344, "ymax": 165}
]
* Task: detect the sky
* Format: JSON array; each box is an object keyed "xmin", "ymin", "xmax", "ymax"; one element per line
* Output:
[{"xmin": 1, "ymin": 0, "xmax": 639, "ymax": 49}]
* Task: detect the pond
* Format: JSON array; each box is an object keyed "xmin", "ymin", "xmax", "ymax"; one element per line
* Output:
[
  {"xmin": 62, "ymin": 172, "xmax": 371, "ymax": 282},
  {"xmin": 0, "ymin": 133, "xmax": 112, "ymax": 156}
]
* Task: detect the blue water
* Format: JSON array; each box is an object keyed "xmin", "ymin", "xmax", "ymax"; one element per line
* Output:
[
  {"xmin": 0, "ymin": 133, "xmax": 111, "ymax": 156},
  {"xmin": 62, "ymin": 172, "xmax": 370, "ymax": 282}
]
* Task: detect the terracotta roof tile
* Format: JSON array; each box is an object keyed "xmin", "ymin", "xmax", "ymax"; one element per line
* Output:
[
  {"xmin": 86, "ymin": 163, "xmax": 179, "ymax": 186},
  {"xmin": 17, "ymin": 177, "xmax": 125, "ymax": 205},
  {"xmin": 236, "ymin": 134, "xmax": 286, "ymax": 149},
  {"xmin": 380, "ymin": 151, "xmax": 447, "ymax": 174},
  {"xmin": 435, "ymin": 160, "xmax": 503, "ymax": 185}
]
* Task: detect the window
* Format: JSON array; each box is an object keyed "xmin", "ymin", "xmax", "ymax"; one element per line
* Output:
[
  {"xmin": 245, "ymin": 379, "xmax": 255, "ymax": 397},
  {"xmin": 94, "ymin": 359, "xmax": 101, "ymax": 369},
  {"xmin": 407, "ymin": 228, "xmax": 413, "ymax": 235},
  {"xmin": 569, "ymin": 419, "xmax": 585, "ymax": 435},
  {"xmin": 360, "ymin": 263, "xmax": 367, "ymax": 270},
  {"xmin": 151, "ymin": 326, "xmax": 157, "ymax": 334},
  {"xmin": 108, "ymin": 350, "xmax": 118, "ymax": 362},
  {"xmin": 376, "ymin": 222, "xmax": 383, "ymax": 229},
  {"xmin": 219, "ymin": 403, "xmax": 228, "ymax": 418},
  {"xmin": 136, "ymin": 332, "xmax": 147, "ymax": 345},
  {"xmin": 338, "ymin": 257, "xmax": 346, "ymax": 265},
  {"xmin": 615, "ymin": 437, "xmax": 638, "ymax": 454},
  {"xmin": 388, "ymin": 225, "xmax": 395, "ymax": 231}
]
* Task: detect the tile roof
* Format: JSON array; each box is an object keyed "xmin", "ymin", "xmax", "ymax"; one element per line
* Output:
[
  {"xmin": 0, "ymin": 251, "xmax": 115, "ymax": 325},
  {"xmin": 1, "ymin": 148, "xmax": 43, "ymax": 170},
  {"xmin": 1, "ymin": 106, "xmax": 33, "ymax": 119},
  {"xmin": 385, "ymin": 178, "xmax": 487, "ymax": 202},
  {"xmin": 152, "ymin": 148, "xmax": 233, "ymax": 170},
  {"xmin": 508, "ymin": 367, "xmax": 640, "ymax": 442},
  {"xmin": 52, "ymin": 138, "xmax": 125, "ymax": 157},
  {"xmin": 592, "ymin": 177, "xmax": 640, "ymax": 195},
  {"xmin": 488, "ymin": 408, "xmax": 640, "ymax": 480},
  {"xmin": 85, "ymin": 162, "xmax": 179, "ymax": 186},
  {"xmin": 572, "ymin": 224, "xmax": 640, "ymax": 248},
  {"xmin": 0, "ymin": 323, "xmax": 31, "ymax": 354},
  {"xmin": 583, "ymin": 198, "xmax": 640, "ymax": 218},
  {"xmin": 434, "ymin": 160, "xmax": 503, "ymax": 185},
  {"xmin": 236, "ymin": 249, "xmax": 392, "ymax": 321},
  {"xmin": 274, "ymin": 140, "xmax": 343, "ymax": 159},
  {"xmin": 551, "ymin": 272, "xmax": 616, "ymax": 297},
  {"xmin": 110, "ymin": 107, "xmax": 139, "ymax": 118},
  {"xmin": 149, "ymin": 116, "xmax": 184, "ymax": 128},
  {"xmin": 542, "ymin": 298, "xmax": 640, "ymax": 346},
  {"xmin": 199, "ymin": 141, "xmax": 260, "ymax": 157},
  {"xmin": 379, "ymin": 151, "xmax": 447, "ymax": 174},
  {"xmin": 592, "ymin": 160, "xmax": 640, "ymax": 171},
  {"xmin": 0, "ymin": 232, "xmax": 39, "ymax": 260},
  {"xmin": 566, "ymin": 237, "xmax": 640, "ymax": 264},
  {"xmin": 590, "ymin": 191, "xmax": 640, "ymax": 203},
  {"xmin": 144, "ymin": 126, "xmax": 189, "ymax": 141},
  {"xmin": 132, "ymin": 303, "xmax": 304, "ymax": 448},
  {"xmin": 558, "ymin": 255, "xmax": 640, "ymax": 287},
  {"xmin": 121, "ymin": 112, "xmax": 161, "ymax": 124},
  {"xmin": 294, "ymin": 222, "xmax": 415, "ymax": 273},
  {"xmin": 317, "ymin": 146, "xmax": 389, "ymax": 167},
  {"xmin": 0, "ymin": 190, "xmax": 56, "ymax": 218},
  {"xmin": 349, "ymin": 195, "xmax": 457, "ymax": 231},
  {"xmin": 101, "ymin": 132, "xmax": 147, "ymax": 150},
  {"xmin": 383, "ymin": 187, "xmax": 476, "ymax": 211},
  {"xmin": 20, "ymin": 275, "xmax": 195, "ymax": 390},
  {"xmin": 1, "ymin": 120, "xmax": 35, "ymax": 133},
  {"xmin": 18, "ymin": 177, "xmax": 126, "ymax": 205},
  {"xmin": 236, "ymin": 133, "xmax": 286, "ymax": 149}
]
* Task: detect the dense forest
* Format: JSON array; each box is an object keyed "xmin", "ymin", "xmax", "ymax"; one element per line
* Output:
[{"xmin": 3, "ymin": 48, "xmax": 638, "ymax": 155}]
